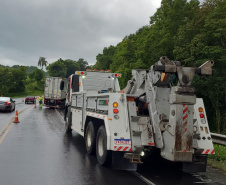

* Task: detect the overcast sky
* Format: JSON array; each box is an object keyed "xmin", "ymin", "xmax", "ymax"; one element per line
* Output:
[{"xmin": 0, "ymin": 0, "xmax": 162, "ymax": 67}]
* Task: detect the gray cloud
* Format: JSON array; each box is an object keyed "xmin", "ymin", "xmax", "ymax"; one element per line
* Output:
[{"xmin": 0, "ymin": 0, "xmax": 161, "ymax": 67}]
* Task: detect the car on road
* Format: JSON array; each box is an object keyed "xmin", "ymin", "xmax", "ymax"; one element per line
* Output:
[
  {"xmin": 0, "ymin": 97, "xmax": 16, "ymax": 112},
  {"xmin": 25, "ymin": 96, "xmax": 35, "ymax": 104}
]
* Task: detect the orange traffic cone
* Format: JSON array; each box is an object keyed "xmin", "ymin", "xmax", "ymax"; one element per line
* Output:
[
  {"xmin": 34, "ymin": 102, "xmax": 37, "ymax": 108},
  {"xmin": 13, "ymin": 110, "xmax": 20, "ymax": 123}
]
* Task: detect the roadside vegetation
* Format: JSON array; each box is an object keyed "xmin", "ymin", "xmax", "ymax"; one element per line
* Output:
[
  {"xmin": 93, "ymin": 0, "xmax": 226, "ymax": 134},
  {"xmin": 208, "ymin": 144, "xmax": 226, "ymax": 171}
]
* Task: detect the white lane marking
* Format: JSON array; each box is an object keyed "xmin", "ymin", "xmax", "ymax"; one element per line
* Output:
[{"xmin": 131, "ymin": 171, "xmax": 156, "ymax": 185}]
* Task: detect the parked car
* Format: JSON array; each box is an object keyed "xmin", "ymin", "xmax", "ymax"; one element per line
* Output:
[
  {"xmin": 25, "ymin": 96, "xmax": 35, "ymax": 104},
  {"xmin": 0, "ymin": 97, "xmax": 16, "ymax": 112}
]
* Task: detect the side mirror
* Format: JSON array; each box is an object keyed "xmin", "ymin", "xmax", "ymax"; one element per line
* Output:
[{"xmin": 60, "ymin": 81, "xmax": 64, "ymax": 90}]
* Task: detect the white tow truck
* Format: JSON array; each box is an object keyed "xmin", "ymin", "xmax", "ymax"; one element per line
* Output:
[
  {"xmin": 61, "ymin": 57, "xmax": 215, "ymax": 172},
  {"xmin": 44, "ymin": 77, "xmax": 67, "ymax": 108}
]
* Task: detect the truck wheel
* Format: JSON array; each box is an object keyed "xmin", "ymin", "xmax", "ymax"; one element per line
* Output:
[
  {"xmin": 85, "ymin": 121, "xmax": 96, "ymax": 154},
  {"xmin": 96, "ymin": 125, "xmax": 111, "ymax": 166},
  {"xmin": 65, "ymin": 111, "xmax": 72, "ymax": 133}
]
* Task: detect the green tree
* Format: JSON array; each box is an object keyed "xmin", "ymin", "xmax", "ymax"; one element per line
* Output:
[{"xmin": 38, "ymin": 57, "xmax": 48, "ymax": 70}]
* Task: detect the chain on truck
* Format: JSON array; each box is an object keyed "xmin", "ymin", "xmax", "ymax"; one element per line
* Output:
[{"xmin": 60, "ymin": 56, "xmax": 215, "ymax": 173}]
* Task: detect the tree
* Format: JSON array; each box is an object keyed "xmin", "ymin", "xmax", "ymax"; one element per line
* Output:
[
  {"xmin": 76, "ymin": 58, "xmax": 88, "ymax": 71},
  {"xmin": 38, "ymin": 57, "xmax": 48, "ymax": 70}
]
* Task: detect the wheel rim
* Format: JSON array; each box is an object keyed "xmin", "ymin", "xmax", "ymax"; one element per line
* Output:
[
  {"xmin": 98, "ymin": 132, "xmax": 104, "ymax": 157},
  {"xmin": 86, "ymin": 127, "xmax": 92, "ymax": 147}
]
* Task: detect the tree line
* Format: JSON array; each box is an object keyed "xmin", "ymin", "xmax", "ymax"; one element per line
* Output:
[
  {"xmin": 0, "ymin": 57, "xmax": 90, "ymax": 97},
  {"xmin": 93, "ymin": 0, "xmax": 226, "ymax": 134}
]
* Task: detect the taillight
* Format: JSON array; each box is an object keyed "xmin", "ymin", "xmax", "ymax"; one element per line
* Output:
[
  {"xmin": 113, "ymin": 109, "xmax": 119, "ymax": 114},
  {"xmin": 200, "ymin": 113, "xmax": 205, "ymax": 118},
  {"xmin": 6, "ymin": 102, "xmax": 10, "ymax": 105},
  {"xmin": 57, "ymin": 100, "xmax": 61, "ymax": 103}
]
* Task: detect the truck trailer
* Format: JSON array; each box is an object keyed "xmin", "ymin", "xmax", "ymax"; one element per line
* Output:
[
  {"xmin": 44, "ymin": 77, "xmax": 67, "ymax": 108},
  {"xmin": 61, "ymin": 57, "xmax": 215, "ymax": 172}
]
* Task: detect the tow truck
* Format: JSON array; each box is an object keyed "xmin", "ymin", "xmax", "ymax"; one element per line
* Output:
[{"xmin": 61, "ymin": 56, "xmax": 215, "ymax": 172}]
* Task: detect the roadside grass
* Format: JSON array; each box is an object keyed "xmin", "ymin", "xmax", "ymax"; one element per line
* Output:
[{"xmin": 208, "ymin": 144, "xmax": 226, "ymax": 172}]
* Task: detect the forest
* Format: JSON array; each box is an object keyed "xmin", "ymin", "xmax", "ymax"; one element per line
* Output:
[
  {"xmin": 93, "ymin": 0, "xmax": 226, "ymax": 134},
  {"xmin": 0, "ymin": 0, "xmax": 225, "ymax": 134}
]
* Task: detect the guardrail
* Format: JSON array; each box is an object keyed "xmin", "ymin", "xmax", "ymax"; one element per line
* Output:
[{"xmin": 211, "ymin": 133, "xmax": 226, "ymax": 146}]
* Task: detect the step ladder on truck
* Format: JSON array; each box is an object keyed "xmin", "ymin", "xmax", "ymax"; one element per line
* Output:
[{"xmin": 60, "ymin": 56, "xmax": 215, "ymax": 173}]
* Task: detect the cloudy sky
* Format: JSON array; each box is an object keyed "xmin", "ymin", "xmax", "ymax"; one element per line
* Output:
[{"xmin": 0, "ymin": 0, "xmax": 162, "ymax": 67}]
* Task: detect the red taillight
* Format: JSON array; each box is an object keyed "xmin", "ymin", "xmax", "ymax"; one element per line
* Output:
[
  {"xmin": 81, "ymin": 72, "xmax": 84, "ymax": 75},
  {"xmin": 113, "ymin": 109, "xmax": 119, "ymax": 114},
  {"xmin": 6, "ymin": 102, "xmax": 10, "ymax": 105},
  {"xmin": 115, "ymin": 74, "xmax": 118, "ymax": 77},
  {"xmin": 57, "ymin": 100, "xmax": 61, "ymax": 103},
  {"xmin": 200, "ymin": 113, "xmax": 205, "ymax": 118}
]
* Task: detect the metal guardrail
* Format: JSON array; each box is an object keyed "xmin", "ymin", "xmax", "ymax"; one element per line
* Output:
[{"xmin": 211, "ymin": 133, "xmax": 226, "ymax": 146}]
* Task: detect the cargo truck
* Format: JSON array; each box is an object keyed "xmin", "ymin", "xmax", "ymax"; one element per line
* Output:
[
  {"xmin": 44, "ymin": 77, "xmax": 67, "ymax": 108},
  {"xmin": 61, "ymin": 57, "xmax": 215, "ymax": 172}
]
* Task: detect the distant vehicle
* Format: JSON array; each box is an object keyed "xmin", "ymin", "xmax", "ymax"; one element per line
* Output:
[
  {"xmin": 25, "ymin": 96, "xmax": 35, "ymax": 104},
  {"xmin": 44, "ymin": 77, "xmax": 67, "ymax": 108},
  {"xmin": 0, "ymin": 97, "xmax": 16, "ymax": 112}
]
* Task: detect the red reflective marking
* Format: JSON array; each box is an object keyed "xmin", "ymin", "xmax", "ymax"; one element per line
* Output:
[
  {"xmin": 97, "ymin": 115, "xmax": 99, "ymax": 117},
  {"xmin": 103, "ymin": 116, "xmax": 105, "ymax": 118},
  {"xmin": 185, "ymin": 128, "xmax": 187, "ymax": 132},
  {"xmin": 205, "ymin": 149, "xmax": 210, "ymax": 154},
  {"xmin": 114, "ymin": 146, "xmax": 117, "ymax": 149},
  {"xmin": 201, "ymin": 149, "xmax": 205, "ymax": 154},
  {"xmin": 211, "ymin": 150, "xmax": 215, "ymax": 154},
  {"xmin": 106, "ymin": 100, "xmax": 108, "ymax": 106},
  {"xmin": 123, "ymin": 147, "xmax": 129, "ymax": 151},
  {"xmin": 183, "ymin": 149, "xmax": 187, "ymax": 152},
  {"xmin": 183, "ymin": 104, "xmax": 185, "ymax": 107},
  {"xmin": 183, "ymin": 114, "xmax": 188, "ymax": 120},
  {"xmin": 183, "ymin": 107, "xmax": 188, "ymax": 114},
  {"xmin": 117, "ymin": 146, "xmax": 123, "ymax": 151},
  {"xmin": 129, "ymin": 148, "xmax": 132, "ymax": 152},
  {"xmin": 184, "ymin": 121, "xmax": 187, "ymax": 126},
  {"xmin": 148, "ymin": 142, "xmax": 155, "ymax": 146}
]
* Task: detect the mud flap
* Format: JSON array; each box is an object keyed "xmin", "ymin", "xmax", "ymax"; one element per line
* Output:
[
  {"xmin": 183, "ymin": 155, "xmax": 207, "ymax": 173},
  {"xmin": 111, "ymin": 151, "xmax": 137, "ymax": 171}
]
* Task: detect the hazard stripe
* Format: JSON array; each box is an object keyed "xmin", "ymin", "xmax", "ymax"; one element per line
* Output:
[
  {"xmin": 211, "ymin": 149, "xmax": 215, "ymax": 154},
  {"xmin": 183, "ymin": 107, "xmax": 188, "ymax": 114},
  {"xmin": 205, "ymin": 149, "xmax": 210, "ymax": 154},
  {"xmin": 183, "ymin": 114, "xmax": 188, "ymax": 120},
  {"xmin": 117, "ymin": 146, "xmax": 123, "ymax": 151},
  {"xmin": 123, "ymin": 147, "xmax": 128, "ymax": 151}
]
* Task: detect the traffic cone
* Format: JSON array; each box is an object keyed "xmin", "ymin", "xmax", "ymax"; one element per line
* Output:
[
  {"xmin": 13, "ymin": 110, "xmax": 20, "ymax": 123},
  {"xmin": 34, "ymin": 102, "xmax": 37, "ymax": 108}
]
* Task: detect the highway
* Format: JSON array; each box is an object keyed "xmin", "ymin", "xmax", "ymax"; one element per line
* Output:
[{"xmin": 0, "ymin": 98, "xmax": 225, "ymax": 185}]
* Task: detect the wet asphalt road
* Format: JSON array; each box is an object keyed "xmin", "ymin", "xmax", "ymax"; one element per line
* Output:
[{"xmin": 0, "ymin": 98, "xmax": 226, "ymax": 185}]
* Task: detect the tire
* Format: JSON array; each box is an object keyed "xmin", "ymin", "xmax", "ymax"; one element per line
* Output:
[
  {"xmin": 65, "ymin": 108, "xmax": 72, "ymax": 133},
  {"xmin": 96, "ymin": 125, "xmax": 111, "ymax": 166},
  {"xmin": 85, "ymin": 121, "xmax": 96, "ymax": 154}
]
